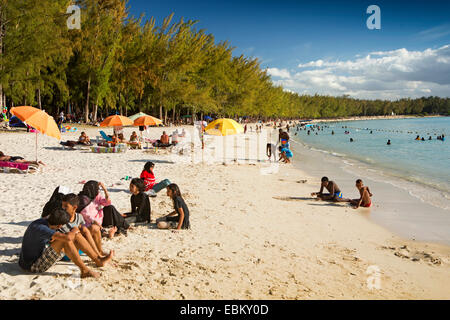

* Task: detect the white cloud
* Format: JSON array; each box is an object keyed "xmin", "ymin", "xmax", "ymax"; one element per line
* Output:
[
  {"xmin": 270, "ymin": 45, "xmax": 450, "ymax": 100},
  {"xmin": 267, "ymin": 68, "xmax": 291, "ymax": 79}
]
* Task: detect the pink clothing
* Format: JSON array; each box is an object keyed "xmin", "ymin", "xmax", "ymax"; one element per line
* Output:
[{"xmin": 79, "ymin": 194, "xmax": 111, "ymax": 227}]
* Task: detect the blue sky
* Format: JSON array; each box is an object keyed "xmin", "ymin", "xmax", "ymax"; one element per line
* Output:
[{"xmin": 128, "ymin": 0, "xmax": 450, "ymax": 99}]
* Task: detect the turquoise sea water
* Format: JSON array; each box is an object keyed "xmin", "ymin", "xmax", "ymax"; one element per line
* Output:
[{"xmin": 292, "ymin": 117, "xmax": 450, "ymax": 210}]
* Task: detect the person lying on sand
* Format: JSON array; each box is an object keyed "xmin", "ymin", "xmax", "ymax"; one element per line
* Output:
[
  {"xmin": 122, "ymin": 178, "xmax": 151, "ymax": 224},
  {"xmin": 156, "ymin": 184, "xmax": 190, "ymax": 230},
  {"xmin": 18, "ymin": 208, "xmax": 113, "ymax": 278},
  {"xmin": 61, "ymin": 194, "xmax": 110, "ymax": 257},
  {"xmin": 311, "ymin": 176, "xmax": 346, "ymax": 202},
  {"xmin": 0, "ymin": 151, "xmax": 45, "ymax": 166},
  {"xmin": 347, "ymin": 179, "xmax": 373, "ymax": 209}
]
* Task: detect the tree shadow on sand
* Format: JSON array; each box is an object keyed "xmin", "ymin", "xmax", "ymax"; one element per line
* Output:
[
  {"xmin": 1, "ymin": 220, "xmax": 34, "ymax": 227},
  {"xmin": 0, "ymin": 236, "xmax": 23, "ymax": 245},
  {"xmin": 0, "ymin": 248, "xmax": 20, "ymax": 258},
  {"xmin": 0, "ymin": 261, "xmax": 66, "ymax": 278},
  {"xmin": 128, "ymin": 159, "xmax": 175, "ymax": 164}
]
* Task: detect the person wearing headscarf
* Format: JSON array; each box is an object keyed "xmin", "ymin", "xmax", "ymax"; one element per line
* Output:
[{"xmin": 77, "ymin": 181, "xmax": 129, "ymax": 237}]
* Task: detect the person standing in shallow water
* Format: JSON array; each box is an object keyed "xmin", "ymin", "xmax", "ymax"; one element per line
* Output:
[{"xmin": 387, "ymin": 140, "xmax": 391, "ymax": 145}]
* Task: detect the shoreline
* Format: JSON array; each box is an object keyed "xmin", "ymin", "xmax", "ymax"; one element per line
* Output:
[
  {"xmin": 0, "ymin": 126, "xmax": 449, "ymax": 299},
  {"xmin": 309, "ymin": 114, "xmax": 446, "ymax": 123}
]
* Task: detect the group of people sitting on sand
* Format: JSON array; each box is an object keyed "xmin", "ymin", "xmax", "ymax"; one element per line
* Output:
[
  {"xmin": 311, "ymin": 176, "xmax": 373, "ymax": 209},
  {"xmin": 18, "ymin": 161, "xmax": 190, "ymax": 278}
]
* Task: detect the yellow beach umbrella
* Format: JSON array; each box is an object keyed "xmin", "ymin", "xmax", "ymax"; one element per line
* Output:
[
  {"xmin": 205, "ymin": 118, "xmax": 244, "ymax": 136},
  {"xmin": 10, "ymin": 106, "xmax": 61, "ymax": 161}
]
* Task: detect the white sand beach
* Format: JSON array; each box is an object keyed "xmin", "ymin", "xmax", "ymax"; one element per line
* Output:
[{"xmin": 0, "ymin": 125, "xmax": 449, "ymax": 300}]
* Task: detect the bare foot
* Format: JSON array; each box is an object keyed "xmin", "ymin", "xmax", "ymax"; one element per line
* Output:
[
  {"xmin": 108, "ymin": 227, "xmax": 117, "ymax": 239},
  {"xmin": 96, "ymin": 250, "xmax": 115, "ymax": 267},
  {"xmin": 81, "ymin": 268, "xmax": 100, "ymax": 279}
]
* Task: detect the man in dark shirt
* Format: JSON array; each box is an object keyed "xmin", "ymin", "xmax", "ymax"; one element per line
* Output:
[{"xmin": 311, "ymin": 176, "xmax": 345, "ymax": 202}]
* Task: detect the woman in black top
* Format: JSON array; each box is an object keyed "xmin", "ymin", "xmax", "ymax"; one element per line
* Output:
[
  {"xmin": 123, "ymin": 178, "xmax": 151, "ymax": 223},
  {"xmin": 156, "ymin": 184, "xmax": 190, "ymax": 230}
]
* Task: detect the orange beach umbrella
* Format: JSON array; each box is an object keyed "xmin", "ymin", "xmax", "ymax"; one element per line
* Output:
[
  {"xmin": 10, "ymin": 106, "xmax": 61, "ymax": 161},
  {"xmin": 100, "ymin": 115, "xmax": 133, "ymax": 127},
  {"xmin": 133, "ymin": 115, "xmax": 163, "ymax": 127}
]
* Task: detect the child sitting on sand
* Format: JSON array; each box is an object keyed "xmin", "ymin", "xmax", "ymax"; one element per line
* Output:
[
  {"xmin": 18, "ymin": 208, "xmax": 113, "ymax": 278},
  {"xmin": 140, "ymin": 162, "xmax": 171, "ymax": 197},
  {"xmin": 123, "ymin": 178, "xmax": 151, "ymax": 223},
  {"xmin": 347, "ymin": 179, "xmax": 373, "ymax": 209},
  {"xmin": 156, "ymin": 184, "xmax": 190, "ymax": 230},
  {"xmin": 61, "ymin": 194, "xmax": 109, "ymax": 257},
  {"xmin": 278, "ymin": 146, "xmax": 293, "ymax": 164}
]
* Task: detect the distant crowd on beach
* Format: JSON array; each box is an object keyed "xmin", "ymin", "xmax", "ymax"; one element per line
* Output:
[{"xmin": 17, "ymin": 161, "xmax": 190, "ymax": 279}]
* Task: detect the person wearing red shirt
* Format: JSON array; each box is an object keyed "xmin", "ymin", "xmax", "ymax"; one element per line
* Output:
[{"xmin": 140, "ymin": 162, "xmax": 171, "ymax": 197}]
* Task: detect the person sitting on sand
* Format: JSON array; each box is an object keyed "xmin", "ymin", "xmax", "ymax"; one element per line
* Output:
[
  {"xmin": 278, "ymin": 146, "xmax": 292, "ymax": 164},
  {"xmin": 161, "ymin": 131, "xmax": 170, "ymax": 145},
  {"xmin": 129, "ymin": 131, "xmax": 142, "ymax": 149},
  {"xmin": 61, "ymin": 194, "xmax": 109, "ymax": 257},
  {"xmin": 78, "ymin": 132, "xmax": 92, "ymax": 146},
  {"xmin": 347, "ymin": 179, "xmax": 373, "ymax": 209},
  {"xmin": 0, "ymin": 151, "xmax": 45, "ymax": 166},
  {"xmin": 140, "ymin": 162, "xmax": 171, "ymax": 197},
  {"xmin": 18, "ymin": 207, "xmax": 114, "ymax": 278},
  {"xmin": 311, "ymin": 177, "xmax": 345, "ymax": 202},
  {"xmin": 122, "ymin": 178, "xmax": 151, "ymax": 223},
  {"xmin": 156, "ymin": 184, "xmax": 190, "ymax": 230},
  {"xmin": 77, "ymin": 181, "xmax": 129, "ymax": 238}
]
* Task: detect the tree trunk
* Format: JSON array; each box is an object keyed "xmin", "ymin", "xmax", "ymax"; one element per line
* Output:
[
  {"xmin": 37, "ymin": 88, "xmax": 42, "ymax": 109},
  {"xmin": 159, "ymin": 102, "xmax": 163, "ymax": 121},
  {"xmin": 164, "ymin": 108, "xmax": 168, "ymax": 125},
  {"xmin": 172, "ymin": 105, "xmax": 176, "ymax": 124},
  {"xmin": 85, "ymin": 76, "xmax": 91, "ymax": 123},
  {"xmin": 93, "ymin": 98, "xmax": 98, "ymax": 122}
]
